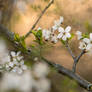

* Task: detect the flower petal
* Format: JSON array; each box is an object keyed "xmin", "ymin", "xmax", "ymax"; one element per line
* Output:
[
  {"xmin": 83, "ymin": 38, "xmax": 90, "ymax": 44},
  {"xmin": 65, "ymin": 26, "xmax": 71, "ymax": 32},
  {"xmin": 66, "ymin": 33, "xmax": 71, "ymax": 38},
  {"xmin": 58, "ymin": 27, "xmax": 64, "ymax": 33},
  {"xmin": 57, "ymin": 33, "xmax": 63, "ymax": 39},
  {"xmin": 62, "ymin": 36, "xmax": 67, "ymax": 41},
  {"xmin": 90, "ymin": 33, "xmax": 92, "ymax": 40}
]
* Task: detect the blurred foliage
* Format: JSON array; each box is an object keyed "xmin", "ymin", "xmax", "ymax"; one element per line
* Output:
[
  {"xmin": 31, "ymin": 4, "xmax": 41, "ymax": 11},
  {"xmin": 85, "ymin": 21, "xmax": 92, "ymax": 33},
  {"xmin": 61, "ymin": 77, "xmax": 78, "ymax": 92}
]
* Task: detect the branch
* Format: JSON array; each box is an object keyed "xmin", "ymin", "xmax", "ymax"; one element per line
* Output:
[
  {"xmin": 65, "ymin": 42, "xmax": 76, "ymax": 60},
  {"xmin": 65, "ymin": 42, "xmax": 85, "ymax": 73},
  {"xmin": 42, "ymin": 57, "xmax": 92, "ymax": 92},
  {"xmin": 0, "ymin": 24, "xmax": 92, "ymax": 92},
  {"xmin": 24, "ymin": 0, "xmax": 54, "ymax": 39},
  {"xmin": 72, "ymin": 50, "xmax": 85, "ymax": 73}
]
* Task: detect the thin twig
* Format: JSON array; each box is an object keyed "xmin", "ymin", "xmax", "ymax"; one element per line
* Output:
[
  {"xmin": 72, "ymin": 50, "xmax": 85, "ymax": 73},
  {"xmin": 65, "ymin": 42, "xmax": 76, "ymax": 60},
  {"xmin": 65, "ymin": 41, "xmax": 85, "ymax": 73},
  {"xmin": 24, "ymin": 0, "xmax": 54, "ymax": 39}
]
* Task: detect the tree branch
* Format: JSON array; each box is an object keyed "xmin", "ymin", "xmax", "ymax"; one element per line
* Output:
[
  {"xmin": 65, "ymin": 42, "xmax": 85, "ymax": 73},
  {"xmin": 42, "ymin": 57, "xmax": 92, "ymax": 92},
  {"xmin": 24, "ymin": 0, "xmax": 54, "ymax": 39},
  {"xmin": 65, "ymin": 42, "xmax": 76, "ymax": 60},
  {"xmin": 72, "ymin": 50, "xmax": 85, "ymax": 73},
  {"xmin": 0, "ymin": 24, "xmax": 92, "ymax": 92}
]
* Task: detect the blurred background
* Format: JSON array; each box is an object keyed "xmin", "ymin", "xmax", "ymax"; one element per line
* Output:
[{"xmin": 0, "ymin": 0, "xmax": 92, "ymax": 92}]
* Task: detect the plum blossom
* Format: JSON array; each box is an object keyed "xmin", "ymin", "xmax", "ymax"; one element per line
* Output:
[
  {"xmin": 57, "ymin": 26, "xmax": 71, "ymax": 41},
  {"xmin": 33, "ymin": 62, "xmax": 49, "ymax": 78},
  {"xmin": 51, "ymin": 35, "xmax": 58, "ymax": 43},
  {"xmin": 78, "ymin": 33, "xmax": 92, "ymax": 52},
  {"xmin": 76, "ymin": 31, "xmax": 82, "ymax": 40},
  {"xmin": 32, "ymin": 62, "xmax": 50, "ymax": 92},
  {"xmin": 0, "ymin": 63, "xmax": 50, "ymax": 92},
  {"xmin": 0, "ymin": 71, "xmax": 33, "ymax": 92},
  {"xmin": 5, "ymin": 51, "xmax": 27, "ymax": 74},
  {"xmin": 89, "ymin": 33, "xmax": 92, "ymax": 43},
  {"xmin": 42, "ymin": 29, "xmax": 51, "ymax": 41},
  {"xmin": 52, "ymin": 16, "xmax": 63, "ymax": 31}
]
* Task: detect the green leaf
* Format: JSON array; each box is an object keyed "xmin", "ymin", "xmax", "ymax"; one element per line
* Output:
[
  {"xmin": 14, "ymin": 33, "xmax": 20, "ymax": 42},
  {"xmin": 32, "ymin": 30, "xmax": 43, "ymax": 45},
  {"xmin": 82, "ymin": 33, "xmax": 89, "ymax": 38},
  {"xmin": 14, "ymin": 33, "xmax": 27, "ymax": 51}
]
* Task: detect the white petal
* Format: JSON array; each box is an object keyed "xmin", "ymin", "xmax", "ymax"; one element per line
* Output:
[
  {"xmin": 9, "ymin": 62, "xmax": 14, "ymax": 67},
  {"xmin": 79, "ymin": 42, "xmax": 86, "ymax": 50},
  {"xmin": 51, "ymin": 36, "xmax": 58, "ymax": 43},
  {"xmin": 20, "ymin": 60, "xmax": 24, "ymax": 65},
  {"xmin": 21, "ymin": 65, "xmax": 27, "ymax": 70},
  {"xmin": 11, "ymin": 51, "xmax": 16, "ymax": 57},
  {"xmin": 57, "ymin": 33, "xmax": 63, "ymax": 39},
  {"xmin": 42, "ymin": 29, "xmax": 46, "ymax": 37},
  {"xmin": 90, "ymin": 33, "xmax": 92, "ymax": 40},
  {"xmin": 37, "ymin": 27, "xmax": 42, "ymax": 30},
  {"xmin": 83, "ymin": 38, "xmax": 90, "ymax": 44},
  {"xmin": 62, "ymin": 36, "xmax": 67, "ymax": 41},
  {"xmin": 58, "ymin": 27, "xmax": 64, "ymax": 33},
  {"xmin": 52, "ymin": 25, "xmax": 57, "ymax": 30},
  {"xmin": 17, "ymin": 68, "xmax": 23, "ymax": 74},
  {"xmin": 76, "ymin": 31, "xmax": 82, "ymax": 35},
  {"xmin": 17, "ymin": 51, "xmax": 21, "ymax": 56},
  {"xmin": 86, "ymin": 44, "xmax": 92, "ymax": 51},
  {"xmin": 66, "ymin": 33, "xmax": 71, "ymax": 38},
  {"xmin": 59, "ymin": 16, "xmax": 64, "ymax": 23},
  {"xmin": 65, "ymin": 26, "xmax": 71, "ymax": 32}
]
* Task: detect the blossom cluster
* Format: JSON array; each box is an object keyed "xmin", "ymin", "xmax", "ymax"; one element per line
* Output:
[
  {"xmin": 41, "ymin": 16, "xmax": 72, "ymax": 43},
  {"xmin": 76, "ymin": 31, "xmax": 92, "ymax": 52},
  {"xmin": 0, "ymin": 62, "xmax": 50, "ymax": 92},
  {"xmin": 5, "ymin": 51, "xmax": 27, "ymax": 74}
]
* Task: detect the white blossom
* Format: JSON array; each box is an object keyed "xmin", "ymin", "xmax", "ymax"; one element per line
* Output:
[
  {"xmin": 76, "ymin": 31, "xmax": 82, "ymax": 40},
  {"xmin": 5, "ymin": 51, "xmax": 27, "ymax": 74},
  {"xmin": 89, "ymin": 33, "xmax": 92, "ymax": 43},
  {"xmin": 33, "ymin": 62, "xmax": 49, "ymax": 78},
  {"xmin": 57, "ymin": 26, "xmax": 71, "ymax": 41},
  {"xmin": 51, "ymin": 35, "xmax": 58, "ymax": 43},
  {"xmin": 42, "ymin": 29, "xmax": 51, "ymax": 41},
  {"xmin": 0, "ymin": 71, "xmax": 33, "ymax": 92},
  {"xmin": 79, "ymin": 38, "xmax": 92, "ymax": 51},
  {"xmin": 52, "ymin": 16, "xmax": 63, "ymax": 31}
]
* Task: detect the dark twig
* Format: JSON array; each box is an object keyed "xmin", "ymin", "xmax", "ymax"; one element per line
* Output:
[
  {"xmin": 24, "ymin": 0, "xmax": 54, "ymax": 39},
  {"xmin": 65, "ymin": 42, "xmax": 76, "ymax": 60},
  {"xmin": 72, "ymin": 50, "xmax": 85, "ymax": 73},
  {"xmin": 65, "ymin": 41, "xmax": 85, "ymax": 73}
]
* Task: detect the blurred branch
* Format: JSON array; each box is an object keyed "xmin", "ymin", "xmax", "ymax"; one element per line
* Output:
[
  {"xmin": 24, "ymin": 0, "xmax": 54, "ymax": 39},
  {"xmin": 42, "ymin": 57, "xmax": 92, "ymax": 92},
  {"xmin": 0, "ymin": 24, "xmax": 92, "ymax": 91}
]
